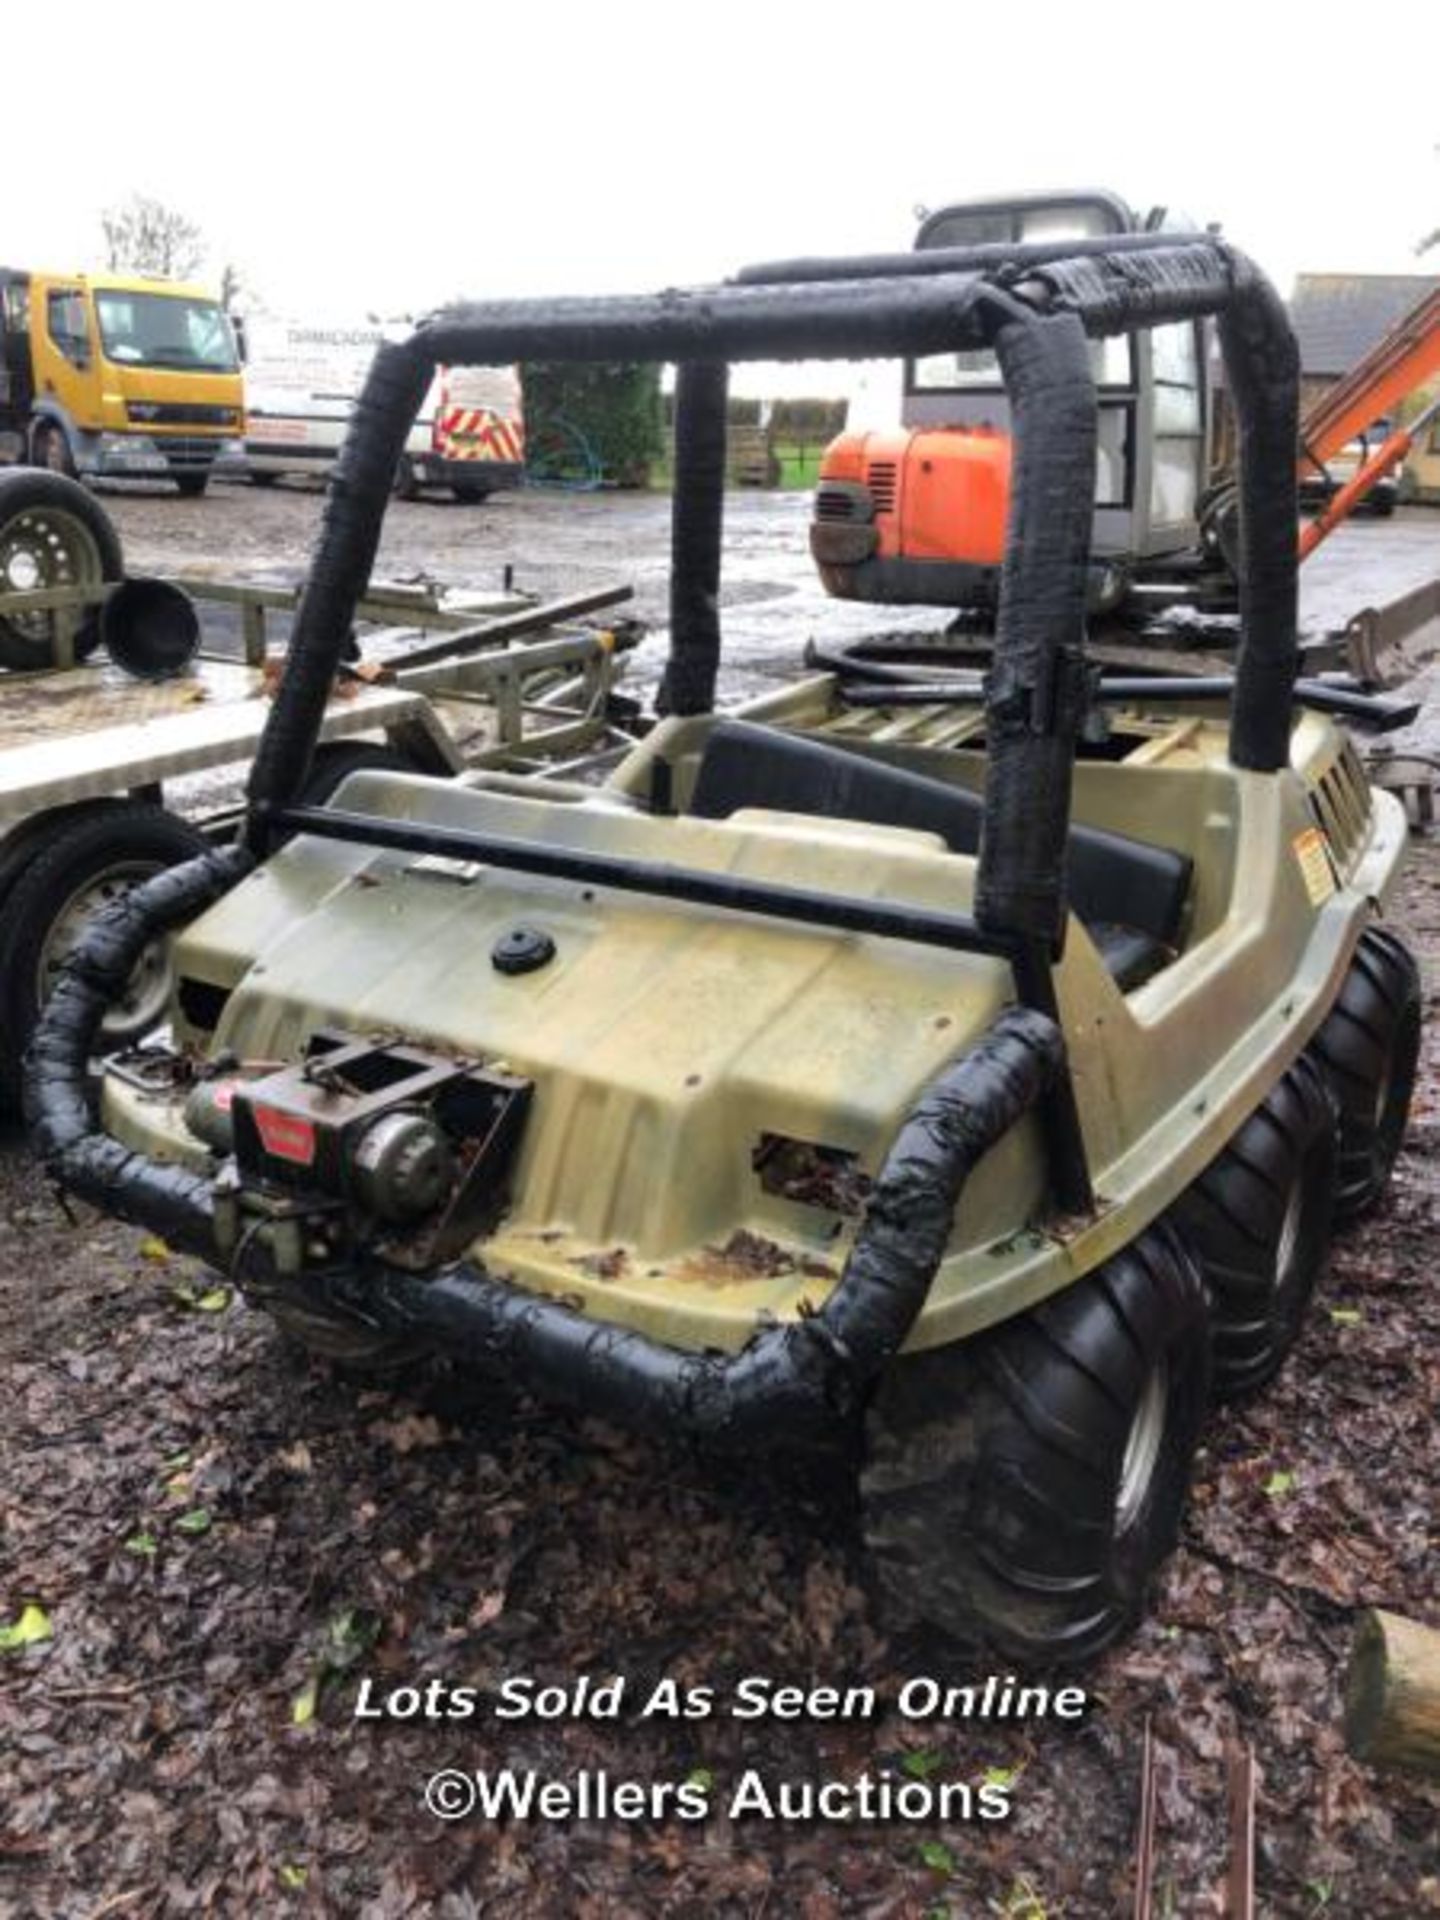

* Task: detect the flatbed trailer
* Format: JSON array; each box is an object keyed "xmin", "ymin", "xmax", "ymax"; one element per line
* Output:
[{"xmin": 0, "ymin": 571, "xmax": 638, "ymax": 1102}]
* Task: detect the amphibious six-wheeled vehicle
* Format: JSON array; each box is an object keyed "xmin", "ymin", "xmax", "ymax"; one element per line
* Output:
[{"xmin": 29, "ymin": 235, "xmax": 1421, "ymax": 1661}]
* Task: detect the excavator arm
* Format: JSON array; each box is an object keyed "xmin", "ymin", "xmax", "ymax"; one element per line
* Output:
[{"xmin": 1299, "ymin": 286, "xmax": 1440, "ymax": 471}]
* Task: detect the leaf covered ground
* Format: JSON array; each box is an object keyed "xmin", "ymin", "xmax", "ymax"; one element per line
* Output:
[{"xmin": 2, "ymin": 847, "xmax": 1438, "ymax": 1919}]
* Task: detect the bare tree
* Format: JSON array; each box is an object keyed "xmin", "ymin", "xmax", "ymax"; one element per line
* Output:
[{"xmin": 101, "ymin": 195, "xmax": 205, "ymax": 279}]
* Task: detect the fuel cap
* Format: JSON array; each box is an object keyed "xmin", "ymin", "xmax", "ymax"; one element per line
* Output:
[{"xmin": 492, "ymin": 926, "xmax": 556, "ymax": 975}]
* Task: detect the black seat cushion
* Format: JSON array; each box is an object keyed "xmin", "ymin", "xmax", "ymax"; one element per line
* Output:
[{"xmin": 689, "ymin": 720, "xmax": 1192, "ymax": 951}]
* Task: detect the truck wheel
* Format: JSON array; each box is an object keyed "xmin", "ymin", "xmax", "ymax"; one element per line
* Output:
[
  {"xmin": 861, "ymin": 1224, "xmax": 1211, "ymax": 1663},
  {"xmin": 0, "ymin": 803, "xmax": 209, "ymax": 1109},
  {"xmin": 392, "ymin": 455, "xmax": 421, "ymax": 501},
  {"xmin": 1307, "ymin": 927, "xmax": 1421, "ymax": 1222},
  {"xmin": 1168, "ymin": 1055, "xmax": 1337, "ymax": 1397},
  {"xmin": 451, "ymin": 477, "xmax": 493, "ymax": 505},
  {"xmin": 32, "ymin": 421, "xmax": 77, "ymax": 480},
  {"xmin": 0, "ymin": 469, "xmax": 120, "ymax": 670},
  {"xmin": 174, "ymin": 473, "xmax": 209, "ymax": 499}
]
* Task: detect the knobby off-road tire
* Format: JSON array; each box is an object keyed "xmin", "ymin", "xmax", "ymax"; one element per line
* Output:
[
  {"xmin": 861, "ymin": 1225, "xmax": 1211, "ymax": 1664},
  {"xmin": 1168, "ymin": 1055, "xmax": 1338, "ymax": 1398},
  {"xmin": 0, "ymin": 803, "xmax": 208, "ymax": 1109},
  {"xmin": 300, "ymin": 742, "xmax": 417, "ymax": 808},
  {"xmin": 269, "ymin": 1297, "xmax": 424, "ymax": 1376},
  {"xmin": 1307, "ymin": 927, "xmax": 1422, "ymax": 1223}
]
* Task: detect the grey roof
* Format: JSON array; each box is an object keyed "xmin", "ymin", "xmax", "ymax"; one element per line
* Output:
[{"xmin": 1289, "ymin": 273, "xmax": 1439, "ymax": 376}]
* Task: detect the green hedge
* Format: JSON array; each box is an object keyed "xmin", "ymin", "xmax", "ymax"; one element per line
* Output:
[{"xmin": 521, "ymin": 362, "xmax": 665, "ymax": 488}]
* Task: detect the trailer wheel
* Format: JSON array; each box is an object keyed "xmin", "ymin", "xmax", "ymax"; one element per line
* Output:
[
  {"xmin": 0, "ymin": 803, "xmax": 209, "ymax": 1108},
  {"xmin": 1168, "ymin": 1055, "xmax": 1338, "ymax": 1397},
  {"xmin": 0, "ymin": 470, "xmax": 120, "ymax": 670},
  {"xmin": 1306, "ymin": 927, "xmax": 1421, "ymax": 1222},
  {"xmin": 861, "ymin": 1224, "xmax": 1211, "ymax": 1663}
]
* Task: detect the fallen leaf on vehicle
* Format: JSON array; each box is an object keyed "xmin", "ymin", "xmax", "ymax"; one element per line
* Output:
[{"xmin": 0, "ymin": 1604, "xmax": 53, "ymax": 1652}]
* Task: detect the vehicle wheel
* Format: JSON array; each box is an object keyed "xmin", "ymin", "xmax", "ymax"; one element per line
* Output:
[
  {"xmin": 32, "ymin": 421, "xmax": 77, "ymax": 480},
  {"xmin": 1306, "ymin": 927, "xmax": 1422, "ymax": 1222},
  {"xmin": 451, "ymin": 477, "xmax": 492, "ymax": 505},
  {"xmin": 301, "ymin": 742, "xmax": 417, "ymax": 808},
  {"xmin": 1167, "ymin": 1055, "xmax": 1337, "ymax": 1397},
  {"xmin": 249, "ymin": 471, "xmax": 280, "ymax": 488},
  {"xmin": 270, "ymin": 1298, "xmax": 424, "ymax": 1375},
  {"xmin": 174, "ymin": 473, "xmax": 209, "ymax": 498},
  {"xmin": 861, "ymin": 1224, "xmax": 1211, "ymax": 1663},
  {"xmin": 392, "ymin": 455, "xmax": 421, "ymax": 501},
  {"xmin": 0, "ymin": 803, "xmax": 210, "ymax": 1109},
  {"xmin": 0, "ymin": 469, "xmax": 120, "ymax": 670}
]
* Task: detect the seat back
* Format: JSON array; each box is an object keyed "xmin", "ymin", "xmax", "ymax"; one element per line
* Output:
[{"xmin": 689, "ymin": 721, "xmax": 1192, "ymax": 948}]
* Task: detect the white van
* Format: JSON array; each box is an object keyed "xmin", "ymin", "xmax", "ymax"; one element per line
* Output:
[{"xmin": 233, "ymin": 316, "xmax": 524, "ymax": 502}]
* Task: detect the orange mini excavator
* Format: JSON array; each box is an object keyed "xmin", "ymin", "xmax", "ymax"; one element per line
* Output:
[{"xmin": 810, "ymin": 190, "xmax": 1440, "ymax": 615}]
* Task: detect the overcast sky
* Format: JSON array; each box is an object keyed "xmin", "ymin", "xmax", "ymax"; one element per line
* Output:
[{"xmin": 6, "ymin": 0, "xmax": 1437, "ymax": 395}]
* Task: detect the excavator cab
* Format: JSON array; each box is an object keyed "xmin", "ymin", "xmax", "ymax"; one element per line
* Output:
[{"xmin": 812, "ymin": 190, "xmax": 1211, "ymax": 611}]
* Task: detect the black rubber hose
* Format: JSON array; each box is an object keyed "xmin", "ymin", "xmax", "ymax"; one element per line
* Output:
[
  {"xmin": 976, "ymin": 310, "xmax": 1097, "ymax": 949},
  {"xmin": 660, "ymin": 359, "xmax": 729, "ymax": 716},
  {"xmin": 275, "ymin": 1006, "xmax": 1063, "ymax": 1447},
  {"xmin": 24, "ymin": 844, "xmax": 255, "ymax": 1255}
]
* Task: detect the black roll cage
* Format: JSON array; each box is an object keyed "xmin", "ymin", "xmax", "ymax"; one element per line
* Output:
[{"xmin": 244, "ymin": 235, "xmax": 1301, "ymax": 1213}]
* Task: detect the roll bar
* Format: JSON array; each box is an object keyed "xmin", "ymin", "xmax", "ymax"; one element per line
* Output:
[
  {"xmin": 28, "ymin": 238, "xmax": 1302, "ymax": 1269},
  {"xmin": 247, "ymin": 235, "xmax": 1299, "ymax": 954}
]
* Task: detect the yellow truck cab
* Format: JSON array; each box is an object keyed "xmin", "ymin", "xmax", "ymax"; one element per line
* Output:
[{"xmin": 0, "ymin": 268, "xmax": 243, "ymax": 496}]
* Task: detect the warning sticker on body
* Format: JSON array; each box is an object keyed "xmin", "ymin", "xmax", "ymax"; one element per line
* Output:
[{"xmin": 1293, "ymin": 826, "xmax": 1336, "ymax": 905}]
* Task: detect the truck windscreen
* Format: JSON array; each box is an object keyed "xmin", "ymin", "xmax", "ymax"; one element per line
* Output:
[{"xmin": 95, "ymin": 292, "xmax": 239, "ymax": 373}]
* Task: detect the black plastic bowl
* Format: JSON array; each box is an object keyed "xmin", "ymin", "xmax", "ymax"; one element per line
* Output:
[{"xmin": 101, "ymin": 577, "xmax": 201, "ymax": 681}]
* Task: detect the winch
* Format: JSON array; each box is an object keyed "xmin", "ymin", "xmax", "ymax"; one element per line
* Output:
[{"xmin": 200, "ymin": 1030, "xmax": 531, "ymax": 1275}]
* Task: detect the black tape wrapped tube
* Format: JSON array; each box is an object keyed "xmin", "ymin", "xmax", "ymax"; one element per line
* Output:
[
  {"xmin": 1214, "ymin": 268, "xmax": 1301, "ymax": 771},
  {"xmin": 24, "ymin": 845, "xmax": 255, "ymax": 1255},
  {"xmin": 276, "ymin": 1005, "xmax": 1062, "ymax": 1446},
  {"xmin": 1022, "ymin": 244, "xmax": 1299, "ymax": 772},
  {"xmin": 975, "ymin": 311, "xmax": 1097, "ymax": 947},
  {"xmin": 660, "ymin": 359, "xmax": 729, "ymax": 716},
  {"xmin": 246, "ymin": 341, "xmax": 432, "ymax": 836},
  {"xmin": 737, "ymin": 230, "xmax": 1213, "ymax": 287}
]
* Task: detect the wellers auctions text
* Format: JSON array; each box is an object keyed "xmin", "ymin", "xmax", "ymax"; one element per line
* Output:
[{"xmin": 356, "ymin": 1672, "xmax": 1089, "ymax": 1724}]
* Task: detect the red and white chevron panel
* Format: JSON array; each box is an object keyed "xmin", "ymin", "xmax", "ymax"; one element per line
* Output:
[{"xmin": 435, "ymin": 407, "xmax": 525, "ymax": 463}]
